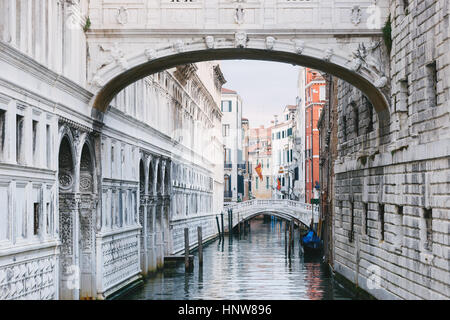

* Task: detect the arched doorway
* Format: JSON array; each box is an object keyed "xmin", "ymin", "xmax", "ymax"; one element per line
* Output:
[{"xmin": 58, "ymin": 135, "xmax": 77, "ymax": 300}]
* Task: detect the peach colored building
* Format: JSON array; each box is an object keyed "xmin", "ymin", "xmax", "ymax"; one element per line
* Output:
[{"xmin": 304, "ymin": 69, "xmax": 326, "ymax": 204}]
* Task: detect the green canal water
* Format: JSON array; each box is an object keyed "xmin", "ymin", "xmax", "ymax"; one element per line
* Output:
[{"xmin": 121, "ymin": 217, "xmax": 355, "ymax": 300}]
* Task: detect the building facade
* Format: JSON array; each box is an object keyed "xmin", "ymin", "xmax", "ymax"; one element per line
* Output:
[
  {"xmin": 221, "ymin": 88, "xmax": 244, "ymax": 203},
  {"xmin": 271, "ymin": 106, "xmax": 297, "ymax": 199},
  {"xmin": 248, "ymin": 125, "xmax": 272, "ymax": 199},
  {"xmin": 0, "ymin": 1, "xmax": 225, "ymax": 299},
  {"xmin": 318, "ymin": 76, "xmax": 339, "ymax": 266},
  {"xmin": 304, "ymin": 69, "xmax": 326, "ymax": 204},
  {"xmin": 241, "ymin": 118, "xmax": 250, "ymax": 201},
  {"xmin": 321, "ymin": 1, "xmax": 450, "ymax": 299}
]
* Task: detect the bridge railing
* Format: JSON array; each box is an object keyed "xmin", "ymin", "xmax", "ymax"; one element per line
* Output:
[{"xmin": 225, "ymin": 199, "xmax": 319, "ymax": 214}]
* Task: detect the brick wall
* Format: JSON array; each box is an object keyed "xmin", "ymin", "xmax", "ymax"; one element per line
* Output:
[{"xmin": 331, "ymin": 0, "xmax": 450, "ymax": 299}]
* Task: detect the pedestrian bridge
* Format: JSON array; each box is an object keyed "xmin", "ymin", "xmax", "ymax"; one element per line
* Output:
[{"xmin": 224, "ymin": 199, "xmax": 319, "ymax": 230}]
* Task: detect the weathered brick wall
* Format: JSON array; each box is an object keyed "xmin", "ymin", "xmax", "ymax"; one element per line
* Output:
[{"xmin": 332, "ymin": 0, "xmax": 450, "ymax": 299}]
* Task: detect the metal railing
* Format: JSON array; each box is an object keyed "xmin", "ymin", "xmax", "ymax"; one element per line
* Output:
[
  {"xmin": 223, "ymin": 190, "xmax": 233, "ymax": 198},
  {"xmin": 237, "ymin": 163, "xmax": 246, "ymax": 170}
]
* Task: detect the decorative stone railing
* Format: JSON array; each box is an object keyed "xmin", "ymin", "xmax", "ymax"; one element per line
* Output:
[{"xmin": 223, "ymin": 199, "xmax": 319, "ymax": 229}]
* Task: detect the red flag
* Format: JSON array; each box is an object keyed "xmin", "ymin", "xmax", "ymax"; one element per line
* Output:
[
  {"xmin": 277, "ymin": 178, "xmax": 281, "ymax": 191},
  {"xmin": 255, "ymin": 163, "xmax": 263, "ymax": 180}
]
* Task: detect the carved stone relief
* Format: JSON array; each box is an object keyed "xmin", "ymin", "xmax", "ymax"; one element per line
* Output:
[
  {"xmin": 351, "ymin": 6, "xmax": 361, "ymax": 25},
  {"xmin": 235, "ymin": 31, "xmax": 247, "ymax": 48},
  {"xmin": 116, "ymin": 6, "xmax": 129, "ymax": 25}
]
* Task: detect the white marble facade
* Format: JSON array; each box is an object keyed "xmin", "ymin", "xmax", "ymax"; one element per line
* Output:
[{"xmin": 0, "ymin": 0, "xmax": 224, "ymax": 300}]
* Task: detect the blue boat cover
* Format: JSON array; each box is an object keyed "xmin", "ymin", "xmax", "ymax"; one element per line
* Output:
[{"xmin": 303, "ymin": 230, "xmax": 321, "ymax": 244}]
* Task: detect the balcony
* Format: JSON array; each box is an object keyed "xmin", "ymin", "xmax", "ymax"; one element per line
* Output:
[
  {"xmin": 224, "ymin": 190, "xmax": 233, "ymax": 198},
  {"xmin": 224, "ymin": 163, "xmax": 232, "ymax": 169},
  {"xmin": 237, "ymin": 163, "xmax": 246, "ymax": 170}
]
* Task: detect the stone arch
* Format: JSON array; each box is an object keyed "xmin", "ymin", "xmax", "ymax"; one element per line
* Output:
[
  {"xmin": 157, "ymin": 160, "xmax": 164, "ymax": 196},
  {"xmin": 57, "ymin": 133, "xmax": 77, "ymax": 300},
  {"xmin": 164, "ymin": 162, "xmax": 170, "ymax": 196},
  {"xmin": 79, "ymin": 142, "xmax": 95, "ymax": 194},
  {"xmin": 58, "ymin": 135, "xmax": 76, "ymax": 193},
  {"xmin": 139, "ymin": 159, "xmax": 146, "ymax": 197},
  {"xmin": 148, "ymin": 160, "xmax": 155, "ymax": 196},
  {"xmin": 90, "ymin": 40, "xmax": 390, "ymax": 134}
]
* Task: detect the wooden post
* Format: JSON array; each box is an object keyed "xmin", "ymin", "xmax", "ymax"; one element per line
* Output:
[
  {"xmin": 197, "ymin": 226, "xmax": 203, "ymax": 267},
  {"xmin": 216, "ymin": 215, "xmax": 221, "ymax": 238},
  {"xmin": 184, "ymin": 228, "xmax": 190, "ymax": 271},
  {"xmin": 238, "ymin": 214, "xmax": 240, "ymax": 236},
  {"xmin": 284, "ymin": 221, "xmax": 287, "ymax": 251},
  {"xmin": 288, "ymin": 221, "xmax": 292, "ymax": 257},
  {"xmin": 291, "ymin": 219, "xmax": 295, "ymax": 248},
  {"xmin": 229, "ymin": 209, "xmax": 233, "ymax": 235},
  {"xmin": 220, "ymin": 212, "xmax": 224, "ymax": 239}
]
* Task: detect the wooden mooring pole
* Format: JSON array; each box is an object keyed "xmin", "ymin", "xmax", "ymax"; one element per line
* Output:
[
  {"xmin": 197, "ymin": 226, "xmax": 203, "ymax": 267},
  {"xmin": 216, "ymin": 215, "xmax": 221, "ymax": 238},
  {"xmin": 238, "ymin": 214, "xmax": 240, "ymax": 236},
  {"xmin": 288, "ymin": 221, "xmax": 292, "ymax": 257},
  {"xmin": 220, "ymin": 212, "xmax": 224, "ymax": 239},
  {"xmin": 284, "ymin": 221, "xmax": 288, "ymax": 252},
  {"xmin": 184, "ymin": 228, "xmax": 190, "ymax": 271},
  {"xmin": 291, "ymin": 219, "xmax": 295, "ymax": 249}
]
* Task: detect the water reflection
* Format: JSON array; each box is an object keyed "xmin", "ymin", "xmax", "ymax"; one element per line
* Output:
[{"xmin": 122, "ymin": 217, "xmax": 354, "ymax": 300}]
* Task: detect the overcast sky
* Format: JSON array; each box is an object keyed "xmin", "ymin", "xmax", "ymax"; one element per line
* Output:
[{"xmin": 219, "ymin": 60, "xmax": 300, "ymax": 128}]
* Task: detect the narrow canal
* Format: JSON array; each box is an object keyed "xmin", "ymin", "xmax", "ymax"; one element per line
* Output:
[{"xmin": 122, "ymin": 217, "xmax": 354, "ymax": 300}]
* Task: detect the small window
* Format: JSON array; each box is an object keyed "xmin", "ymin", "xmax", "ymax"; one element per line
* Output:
[
  {"xmin": 426, "ymin": 61, "xmax": 437, "ymax": 108},
  {"xmin": 379, "ymin": 204, "xmax": 385, "ymax": 241},
  {"xmin": 33, "ymin": 203, "xmax": 40, "ymax": 235},
  {"xmin": 32, "ymin": 120, "xmax": 38, "ymax": 165},
  {"xmin": 364, "ymin": 202, "xmax": 369, "ymax": 235},
  {"xmin": 342, "ymin": 115, "xmax": 347, "ymax": 142},
  {"xmin": 402, "ymin": 0, "xmax": 409, "ymax": 15},
  {"xmin": 423, "ymin": 208, "xmax": 433, "ymax": 251},
  {"xmin": 46, "ymin": 124, "xmax": 51, "ymax": 168},
  {"xmin": 0, "ymin": 110, "xmax": 6, "ymax": 161},
  {"xmin": 349, "ymin": 201, "xmax": 354, "ymax": 243},
  {"xmin": 222, "ymin": 124, "xmax": 230, "ymax": 137},
  {"xmin": 395, "ymin": 205, "xmax": 404, "ymax": 248},
  {"xmin": 16, "ymin": 114, "xmax": 24, "ymax": 164},
  {"xmin": 352, "ymin": 103, "xmax": 359, "ymax": 137},
  {"xmin": 364, "ymin": 96, "xmax": 374, "ymax": 133}
]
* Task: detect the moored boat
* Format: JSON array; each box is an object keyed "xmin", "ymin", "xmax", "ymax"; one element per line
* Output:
[{"xmin": 300, "ymin": 229, "xmax": 323, "ymax": 256}]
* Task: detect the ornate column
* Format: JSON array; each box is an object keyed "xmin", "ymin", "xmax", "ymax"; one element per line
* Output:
[
  {"xmin": 59, "ymin": 193, "xmax": 81, "ymax": 300},
  {"xmin": 139, "ymin": 153, "xmax": 149, "ymax": 275},
  {"xmin": 160, "ymin": 159, "xmax": 166, "ymax": 196},
  {"xmin": 152, "ymin": 157, "xmax": 160, "ymax": 197},
  {"xmin": 148, "ymin": 198, "xmax": 157, "ymax": 272}
]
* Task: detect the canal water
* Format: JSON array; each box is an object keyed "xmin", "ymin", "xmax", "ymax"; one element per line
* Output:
[{"xmin": 122, "ymin": 217, "xmax": 354, "ymax": 300}]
